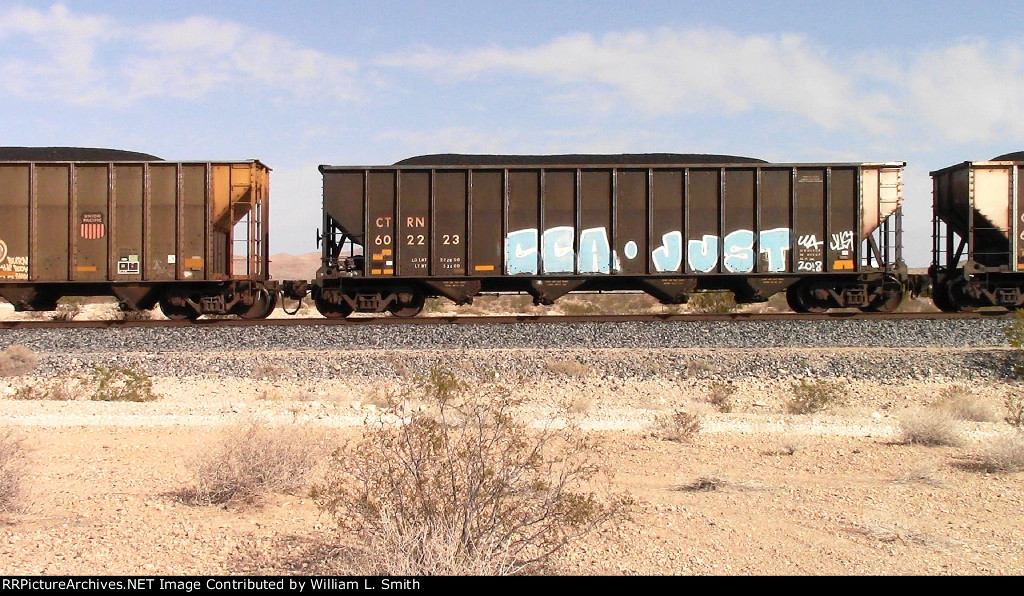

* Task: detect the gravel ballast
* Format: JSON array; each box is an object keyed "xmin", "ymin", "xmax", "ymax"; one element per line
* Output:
[
  {"xmin": 0, "ymin": 318, "xmax": 1017, "ymax": 381},
  {"xmin": 0, "ymin": 317, "xmax": 1011, "ymax": 353}
]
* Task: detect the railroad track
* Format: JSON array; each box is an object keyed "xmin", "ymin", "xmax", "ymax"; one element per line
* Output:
[{"xmin": 0, "ymin": 310, "xmax": 1013, "ymax": 329}]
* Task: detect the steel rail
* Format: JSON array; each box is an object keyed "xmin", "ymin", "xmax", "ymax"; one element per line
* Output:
[{"xmin": 0, "ymin": 310, "xmax": 1012, "ymax": 330}]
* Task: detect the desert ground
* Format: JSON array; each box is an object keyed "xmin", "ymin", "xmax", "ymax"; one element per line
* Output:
[{"xmin": 0, "ymin": 346, "xmax": 1022, "ymax": 576}]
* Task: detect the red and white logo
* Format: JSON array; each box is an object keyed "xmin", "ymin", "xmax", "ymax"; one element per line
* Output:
[
  {"xmin": 0, "ymin": 239, "xmax": 7, "ymax": 264},
  {"xmin": 80, "ymin": 213, "xmax": 105, "ymax": 240}
]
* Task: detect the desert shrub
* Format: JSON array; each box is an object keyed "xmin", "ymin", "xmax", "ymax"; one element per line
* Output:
[
  {"xmin": 558, "ymin": 299, "xmax": 601, "ymax": 315},
  {"xmin": 777, "ymin": 433, "xmax": 809, "ymax": 455},
  {"xmin": 1005, "ymin": 394, "xmax": 1024, "ymax": 429},
  {"xmin": 90, "ymin": 366, "xmax": 157, "ymax": 402},
  {"xmin": 1005, "ymin": 312, "xmax": 1024, "ymax": 376},
  {"xmin": 0, "ymin": 345, "xmax": 39, "ymax": 377},
  {"xmin": 543, "ymin": 359, "xmax": 591, "ymax": 378},
  {"xmin": 978, "ymin": 432, "xmax": 1024, "ymax": 472},
  {"xmin": 653, "ymin": 408, "xmax": 702, "ymax": 443},
  {"xmin": 115, "ymin": 308, "xmax": 152, "ymax": 321},
  {"xmin": 706, "ymin": 382, "xmax": 735, "ymax": 413},
  {"xmin": 687, "ymin": 291, "xmax": 738, "ymax": 314},
  {"xmin": 899, "ymin": 407, "xmax": 963, "ymax": 446},
  {"xmin": 184, "ymin": 419, "xmax": 323, "ymax": 505},
  {"xmin": 567, "ymin": 395, "xmax": 596, "ymax": 416},
  {"xmin": 12, "ymin": 381, "xmax": 76, "ymax": 401},
  {"xmin": 0, "ymin": 427, "xmax": 25, "ymax": 512},
  {"xmin": 936, "ymin": 385, "xmax": 999, "ymax": 422},
  {"xmin": 785, "ymin": 378, "xmax": 841, "ymax": 414},
  {"xmin": 51, "ymin": 298, "xmax": 85, "ymax": 321},
  {"xmin": 674, "ymin": 476, "xmax": 726, "ymax": 492},
  {"xmin": 421, "ymin": 297, "xmax": 449, "ymax": 315},
  {"xmin": 314, "ymin": 368, "xmax": 630, "ymax": 576},
  {"xmin": 251, "ymin": 362, "xmax": 289, "ymax": 381}
]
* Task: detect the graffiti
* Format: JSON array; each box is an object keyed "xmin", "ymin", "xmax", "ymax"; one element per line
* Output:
[
  {"xmin": 829, "ymin": 230, "xmax": 855, "ymax": 252},
  {"xmin": 657, "ymin": 228, "xmax": 790, "ymax": 273},
  {"xmin": 651, "ymin": 231, "xmax": 683, "ymax": 272},
  {"xmin": 0, "ymin": 255, "xmax": 28, "ymax": 280},
  {"xmin": 507, "ymin": 226, "xmax": 793, "ymax": 274},
  {"xmin": 506, "ymin": 226, "xmax": 621, "ymax": 275},
  {"xmin": 798, "ymin": 235, "xmax": 824, "ymax": 250}
]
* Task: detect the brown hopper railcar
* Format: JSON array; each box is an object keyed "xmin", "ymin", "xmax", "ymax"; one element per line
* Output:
[
  {"xmin": 0, "ymin": 148, "xmax": 275, "ymax": 320},
  {"xmin": 312, "ymin": 154, "xmax": 908, "ymax": 317}
]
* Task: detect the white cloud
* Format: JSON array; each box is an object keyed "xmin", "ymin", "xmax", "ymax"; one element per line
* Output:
[
  {"xmin": 0, "ymin": 4, "xmax": 359, "ymax": 106},
  {"xmin": 383, "ymin": 28, "xmax": 896, "ymax": 133},
  {"xmin": 903, "ymin": 40, "xmax": 1024, "ymax": 143}
]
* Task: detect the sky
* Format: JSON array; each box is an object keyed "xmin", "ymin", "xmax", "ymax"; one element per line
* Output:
[{"xmin": 2, "ymin": 1, "xmax": 1023, "ymax": 266}]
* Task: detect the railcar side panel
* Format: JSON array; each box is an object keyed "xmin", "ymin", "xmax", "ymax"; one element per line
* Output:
[
  {"xmin": 397, "ymin": 171, "xmax": 430, "ymax": 277},
  {"xmin": 35, "ymin": 166, "xmax": 70, "ymax": 281},
  {"xmin": 686, "ymin": 169, "xmax": 720, "ymax": 274},
  {"xmin": 432, "ymin": 171, "xmax": 467, "ymax": 276},
  {"xmin": 0, "ymin": 166, "xmax": 29, "ymax": 281},
  {"xmin": 794, "ymin": 168, "xmax": 825, "ymax": 274},
  {"xmin": 506, "ymin": 170, "xmax": 538, "ymax": 275},
  {"xmin": 469, "ymin": 170, "xmax": 502, "ymax": 276},
  {"xmin": 828, "ymin": 169, "xmax": 857, "ymax": 272},
  {"xmin": 180, "ymin": 165, "xmax": 207, "ymax": 280},
  {"xmin": 147, "ymin": 164, "xmax": 177, "ymax": 281},
  {"xmin": 72, "ymin": 165, "xmax": 109, "ymax": 281},
  {"xmin": 366, "ymin": 171, "xmax": 396, "ymax": 277},
  {"xmin": 113, "ymin": 165, "xmax": 144, "ymax": 281},
  {"xmin": 615, "ymin": 169, "xmax": 647, "ymax": 276},
  {"xmin": 649, "ymin": 170, "xmax": 683, "ymax": 274},
  {"xmin": 720, "ymin": 169, "xmax": 755, "ymax": 274},
  {"xmin": 579, "ymin": 170, "xmax": 612, "ymax": 275},
  {"xmin": 758, "ymin": 168, "xmax": 791, "ymax": 272}
]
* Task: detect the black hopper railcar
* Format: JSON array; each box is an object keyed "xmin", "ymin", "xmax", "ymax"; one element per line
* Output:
[
  {"xmin": 310, "ymin": 154, "xmax": 909, "ymax": 317},
  {"xmin": 930, "ymin": 152, "xmax": 1024, "ymax": 311}
]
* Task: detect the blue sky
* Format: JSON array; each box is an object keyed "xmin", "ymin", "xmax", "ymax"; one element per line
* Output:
[{"xmin": 2, "ymin": 1, "xmax": 1023, "ymax": 266}]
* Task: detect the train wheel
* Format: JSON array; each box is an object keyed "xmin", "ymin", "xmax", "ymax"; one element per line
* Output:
[
  {"xmin": 314, "ymin": 297, "xmax": 353, "ymax": 319},
  {"xmin": 931, "ymin": 283, "xmax": 958, "ymax": 312},
  {"xmin": 861, "ymin": 277, "xmax": 904, "ymax": 313},
  {"xmin": 947, "ymin": 279, "xmax": 977, "ymax": 312},
  {"xmin": 237, "ymin": 289, "xmax": 278, "ymax": 320},
  {"xmin": 785, "ymin": 284, "xmax": 827, "ymax": 314},
  {"xmin": 388, "ymin": 292, "xmax": 425, "ymax": 318},
  {"xmin": 158, "ymin": 297, "xmax": 199, "ymax": 321}
]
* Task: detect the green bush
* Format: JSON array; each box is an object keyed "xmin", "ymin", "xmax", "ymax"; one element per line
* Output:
[
  {"xmin": 687, "ymin": 291, "xmax": 738, "ymax": 314},
  {"xmin": 785, "ymin": 378, "xmax": 841, "ymax": 414},
  {"xmin": 90, "ymin": 366, "xmax": 158, "ymax": 402},
  {"xmin": 706, "ymin": 382, "xmax": 736, "ymax": 413}
]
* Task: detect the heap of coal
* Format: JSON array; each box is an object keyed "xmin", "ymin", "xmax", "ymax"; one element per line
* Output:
[
  {"xmin": 0, "ymin": 147, "xmax": 162, "ymax": 161},
  {"xmin": 395, "ymin": 153, "xmax": 767, "ymax": 166},
  {"xmin": 991, "ymin": 151, "xmax": 1024, "ymax": 161}
]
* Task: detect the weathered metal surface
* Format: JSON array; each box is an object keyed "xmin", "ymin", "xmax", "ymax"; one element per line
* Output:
[
  {"xmin": 321, "ymin": 158, "xmax": 905, "ymax": 281},
  {"xmin": 931, "ymin": 160, "xmax": 1021, "ymax": 270}
]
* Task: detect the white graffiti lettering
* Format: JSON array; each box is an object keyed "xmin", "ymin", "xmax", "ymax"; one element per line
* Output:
[{"xmin": 829, "ymin": 230, "xmax": 855, "ymax": 251}]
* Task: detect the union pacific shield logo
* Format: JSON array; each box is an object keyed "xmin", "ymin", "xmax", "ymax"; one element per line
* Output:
[{"xmin": 80, "ymin": 213, "xmax": 105, "ymax": 240}]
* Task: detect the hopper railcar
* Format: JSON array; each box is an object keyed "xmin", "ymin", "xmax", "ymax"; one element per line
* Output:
[
  {"xmin": 312, "ymin": 154, "xmax": 908, "ymax": 318},
  {"xmin": 0, "ymin": 148, "xmax": 276, "ymax": 320},
  {"xmin": 930, "ymin": 152, "xmax": 1024, "ymax": 311}
]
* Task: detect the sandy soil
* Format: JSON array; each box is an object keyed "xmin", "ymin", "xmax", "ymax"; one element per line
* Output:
[{"xmin": 0, "ymin": 365, "xmax": 1021, "ymax": 576}]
